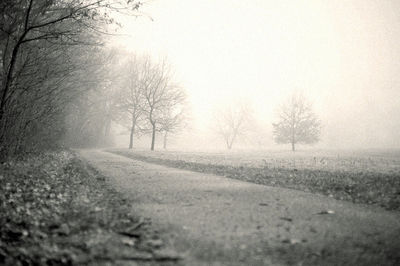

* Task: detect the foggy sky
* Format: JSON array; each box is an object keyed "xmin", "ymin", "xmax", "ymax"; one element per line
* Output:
[{"xmin": 111, "ymin": 0, "xmax": 400, "ymax": 149}]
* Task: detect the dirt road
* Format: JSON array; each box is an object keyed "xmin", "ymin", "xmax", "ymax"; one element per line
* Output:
[{"xmin": 78, "ymin": 149, "xmax": 400, "ymax": 266}]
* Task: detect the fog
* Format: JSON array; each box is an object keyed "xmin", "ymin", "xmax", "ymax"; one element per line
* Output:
[{"xmin": 111, "ymin": 0, "xmax": 400, "ymax": 150}]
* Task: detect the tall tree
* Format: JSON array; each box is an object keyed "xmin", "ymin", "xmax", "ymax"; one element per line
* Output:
[
  {"xmin": 141, "ymin": 59, "xmax": 186, "ymax": 151},
  {"xmin": 272, "ymin": 93, "xmax": 321, "ymax": 151},
  {"xmin": 114, "ymin": 54, "xmax": 147, "ymax": 149}
]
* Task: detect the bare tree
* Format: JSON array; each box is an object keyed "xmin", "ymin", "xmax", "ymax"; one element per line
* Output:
[
  {"xmin": 213, "ymin": 103, "xmax": 252, "ymax": 150},
  {"xmin": 114, "ymin": 54, "xmax": 147, "ymax": 149},
  {"xmin": 272, "ymin": 93, "xmax": 321, "ymax": 151},
  {"xmin": 141, "ymin": 59, "xmax": 186, "ymax": 151},
  {"xmin": 159, "ymin": 104, "xmax": 187, "ymax": 149}
]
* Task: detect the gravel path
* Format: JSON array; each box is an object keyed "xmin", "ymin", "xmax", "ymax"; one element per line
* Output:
[{"xmin": 78, "ymin": 149, "xmax": 400, "ymax": 266}]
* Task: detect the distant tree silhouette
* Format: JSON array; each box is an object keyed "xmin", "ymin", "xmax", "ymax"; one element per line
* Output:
[
  {"xmin": 213, "ymin": 102, "xmax": 252, "ymax": 150},
  {"xmin": 159, "ymin": 104, "xmax": 187, "ymax": 149},
  {"xmin": 273, "ymin": 93, "xmax": 321, "ymax": 151}
]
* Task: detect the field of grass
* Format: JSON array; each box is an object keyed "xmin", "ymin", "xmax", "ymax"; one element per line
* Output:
[{"xmin": 108, "ymin": 148, "xmax": 400, "ymax": 211}]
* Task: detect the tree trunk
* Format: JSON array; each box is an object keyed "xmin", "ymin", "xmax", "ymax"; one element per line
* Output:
[
  {"xmin": 104, "ymin": 118, "xmax": 111, "ymax": 138},
  {"xmin": 291, "ymin": 125, "xmax": 295, "ymax": 152},
  {"xmin": 129, "ymin": 116, "xmax": 137, "ymax": 149},
  {"xmin": 0, "ymin": 2, "xmax": 32, "ymax": 124},
  {"xmin": 225, "ymin": 139, "xmax": 231, "ymax": 150},
  {"xmin": 163, "ymin": 131, "xmax": 167, "ymax": 149},
  {"xmin": 150, "ymin": 123, "xmax": 156, "ymax": 151},
  {"xmin": 129, "ymin": 126, "xmax": 135, "ymax": 149},
  {"xmin": 0, "ymin": 42, "xmax": 22, "ymax": 123}
]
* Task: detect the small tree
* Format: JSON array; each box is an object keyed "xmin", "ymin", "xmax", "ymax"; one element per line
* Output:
[
  {"xmin": 272, "ymin": 93, "xmax": 321, "ymax": 151},
  {"xmin": 159, "ymin": 104, "xmax": 187, "ymax": 149},
  {"xmin": 213, "ymin": 103, "xmax": 252, "ymax": 150}
]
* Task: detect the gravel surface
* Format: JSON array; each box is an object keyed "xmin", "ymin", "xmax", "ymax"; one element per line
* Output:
[{"xmin": 79, "ymin": 149, "xmax": 400, "ymax": 266}]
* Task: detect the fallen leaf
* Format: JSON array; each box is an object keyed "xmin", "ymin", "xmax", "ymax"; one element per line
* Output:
[
  {"xmin": 317, "ymin": 210, "xmax": 335, "ymax": 215},
  {"xmin": 282, "ymin": 238, "xmax": 301, "ymax": 244},
  {"xmin": 118, "ymin": 231, "xmax": 141, "ymax": 238},
  {"xmin": 145, "ymin": 238, "xmax": 163, "ymax": 248},
  {"xmin": 121, "ymin": 238, "xmax": 135, "ymax": 247}
]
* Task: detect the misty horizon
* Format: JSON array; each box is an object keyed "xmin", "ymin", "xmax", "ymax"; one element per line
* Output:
[{"xmin": 104, "ymin": 0, "xmax": 400, "ymax": 150}]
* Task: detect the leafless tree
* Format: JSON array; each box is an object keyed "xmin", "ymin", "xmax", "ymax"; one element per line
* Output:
[
  {"xmin": 141, "ymin": 59, "xmax": 186, "ymax": 151},
  {"xmin": 272, "ymin": 93, "xmax": 321, "ymax": 151},
  {"xmin": 159, "ymin": 104, "xmax": 187, "ymax": 149},
  {"xmin": 114, "ymin": 54, "xmax": 148, "ymax": 149},
  {"xmin": 213, "ymin": 103, "xmax": 252, "ymax": 150}
]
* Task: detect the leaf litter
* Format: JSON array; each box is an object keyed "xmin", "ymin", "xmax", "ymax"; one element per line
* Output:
[{"xmin": 0, "ymin": 151, "xmax": 182, "ymax": 265}]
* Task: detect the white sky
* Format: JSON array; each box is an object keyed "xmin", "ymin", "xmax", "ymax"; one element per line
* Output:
[{"xmin": 111, "ymin": 0, "xmax": 400, "ymax": 149}]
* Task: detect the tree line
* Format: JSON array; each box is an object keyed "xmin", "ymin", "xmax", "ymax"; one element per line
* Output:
[{"xmin": 0, "ymin": 0, "xmax": 141, "ymax": 160}]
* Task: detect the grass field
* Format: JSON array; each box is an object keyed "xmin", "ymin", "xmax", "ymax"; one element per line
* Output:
[{"xmin": 108, "ymin": 148, "xmax": 400, "ymax": 211}]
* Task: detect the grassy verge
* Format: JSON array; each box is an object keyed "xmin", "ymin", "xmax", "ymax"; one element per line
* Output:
[
  {"xmin": 108, "ymin": 150, "xmax": 400, "ymax": 211},
  {"xmin": 0, "ymin": 151, "xmax": 181, "ymax": 265}
]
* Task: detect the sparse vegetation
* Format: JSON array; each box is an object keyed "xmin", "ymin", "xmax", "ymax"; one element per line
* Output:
[{"xmin": 108, "ymin": 149, "xmax": 400, "ymax": 211}]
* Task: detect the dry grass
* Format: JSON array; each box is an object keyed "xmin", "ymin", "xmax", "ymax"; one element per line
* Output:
[{"xmin": 109, "ymin": 148, "xmax": 400, "ymax": 211}]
